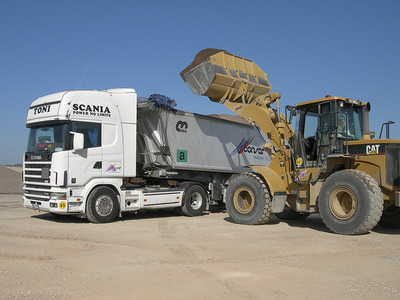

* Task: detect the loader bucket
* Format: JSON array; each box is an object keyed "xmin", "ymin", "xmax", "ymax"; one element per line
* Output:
[{"xmin": 180, "ymin": 48, "xmax": 272, "ymax": 103}]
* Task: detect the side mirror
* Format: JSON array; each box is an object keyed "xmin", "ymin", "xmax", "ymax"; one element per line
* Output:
[
  {"xmin": 285, "ymin": 105, "xmax": 296, "ymax": 124},
  {"xmin": 70, "ymin": 132, "xmax": 84, "ymax": 151}
]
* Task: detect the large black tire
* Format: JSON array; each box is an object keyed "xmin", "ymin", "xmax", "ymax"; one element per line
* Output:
[
  {"xmin": 225, "ymin": 173, "xmax": 273, "ymax": 225},
  {"xmin": 318, "ymin": 170, "xmax": 383, "ymax": 235},
  {"xmin": 275, "ymin": 205, "xmax": 310, "ymax": 220},
  {"xmin": 180, "ymin": 184, "xmax": 207, "ymax": 217},
  {"xmin": 379, "ymin": 205, "xmax": 400, "ymax": 228},
  {"xmin": 86, "ymin": 186, "xmax": 120, "ymax": 223}
]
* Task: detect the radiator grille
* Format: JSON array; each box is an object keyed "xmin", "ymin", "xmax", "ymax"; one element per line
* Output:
[{"xmin": 23, "ymin": 161, "xmax": 51, "ymax": 202}]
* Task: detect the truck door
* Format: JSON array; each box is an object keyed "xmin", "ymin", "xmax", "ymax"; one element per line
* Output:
[
  {"xmin": 68, "ymin": 121, "xmax": 102, "ymax": 187},
  {"xmin": 101, "ymin": 122, "xmax": 123, "ymax": 178}
]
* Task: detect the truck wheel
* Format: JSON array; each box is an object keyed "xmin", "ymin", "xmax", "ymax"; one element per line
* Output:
[
  {"xmin": 86, "ymin": 186, "xmax": 120, "ymax": 223},
  {"xmin": 275, "ymin": 205, "xmax": 310, "ymax": 220},
  {"xmin": 318, "ymin": 170, "xmax": 383, "ymax": 235},
  {"xmin": 225, "ymin": 173, "xmax": 272, "ymax": 225},
  {"xmin": 379, "ymin": 205, "xmax": 400, "ymax": 228},
  {"xmin": 181, "ymin": 184, "xmax": 207, "ymax": 217}
]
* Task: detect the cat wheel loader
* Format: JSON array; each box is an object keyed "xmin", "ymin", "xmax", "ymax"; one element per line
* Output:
[{"xmin": 181, "ymin": 48, "xmax": 400, "ymax": 234}]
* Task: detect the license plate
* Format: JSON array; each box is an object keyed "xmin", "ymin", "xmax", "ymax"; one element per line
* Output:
[{"xmin": 32, "ymin": 203, "xmax": 40, "ymax": 210}]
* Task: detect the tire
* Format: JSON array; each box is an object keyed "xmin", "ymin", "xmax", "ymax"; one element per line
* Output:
[
  {"xmin": 225, "ymin": 173, "xmax": 273, "ymax": 225},
  {"xmin": 181, "ymin": 184, "xmax": 207, "ymax": 217},
  {"xmin": 86, "ymin": 186, "xmax": 120, "ymax": 223},
  {"xmin": 275, "ymin": 205, "xmax": 310, "ymax": 220},
  {"xmin": 379, "ymin": 205, "xmax": 400, "ymax": 228},
  {"xmin": 318, "ymin": 170, "xmax": 383, "ymax": 235}
]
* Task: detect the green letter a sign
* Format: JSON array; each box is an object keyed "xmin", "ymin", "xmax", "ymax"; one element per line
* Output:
[{"xmin": 177, "ymin": 150, "xmax": 187, "ymax": 162}]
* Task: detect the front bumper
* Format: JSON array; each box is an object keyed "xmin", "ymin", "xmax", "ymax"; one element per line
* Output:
[{"xmin": 23, "ymin": 194, "xmax": 85, "ymax": 215}]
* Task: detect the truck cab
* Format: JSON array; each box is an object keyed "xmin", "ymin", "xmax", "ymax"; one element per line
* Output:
[{"xmin": 23, "ymin": 89, "xmax": 137, "ymax": 219}]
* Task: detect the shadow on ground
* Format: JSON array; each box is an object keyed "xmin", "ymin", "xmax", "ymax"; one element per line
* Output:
[
  {"xmin": 224, "ymin": 213, "xmax": 400, "ymax": 235},
  {"xmin": 31, "ymin": 205, "xmax": 225, "ymax": 224}
]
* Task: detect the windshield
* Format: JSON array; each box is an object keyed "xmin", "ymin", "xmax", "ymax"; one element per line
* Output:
[{"xmin": 27, "ymin": 124, "xmax": 68, "ymax": 153}]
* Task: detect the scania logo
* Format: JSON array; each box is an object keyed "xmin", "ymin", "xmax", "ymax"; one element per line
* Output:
[
  {"xmin": 176, "ymin": 121, "xmax": 188, "ymax": 133},
  {"xmin": 30, "ymin": 155, "xmax": 42, "ymax": 160},
  {"xmin": 72, "ymin": 103, "xmax": 111, "ymax": 117}
]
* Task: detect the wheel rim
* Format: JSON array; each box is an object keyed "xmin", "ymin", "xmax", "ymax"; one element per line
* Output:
[
  {"xmin": 190, "ymin": 192, "xmax": 203, "ymax": 210},
  {"xmin": 233, "ymin": 186, "xmax": 255, "ymax": 214},
  {"xmin": 329, "ymin": 187, "xmax": 357, "ymax": 220},
  {"xmin": 95, "ymin": 195, "xmax": 114, "ymax": 216}
]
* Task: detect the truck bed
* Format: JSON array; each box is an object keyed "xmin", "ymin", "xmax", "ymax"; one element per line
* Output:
[{"xmin": 137, "ymin": 102, "xmax": 271, "ymax": 174}]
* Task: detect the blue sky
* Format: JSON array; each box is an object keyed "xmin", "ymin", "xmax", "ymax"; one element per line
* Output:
[{"xmin": 1, "ymin": 0, "xmax": 399, "ymax": 164}]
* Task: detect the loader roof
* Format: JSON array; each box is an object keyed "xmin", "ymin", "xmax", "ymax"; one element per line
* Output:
[{"xmin": 295, "ymin": 96, "xmax": 367, "ymax": 108}]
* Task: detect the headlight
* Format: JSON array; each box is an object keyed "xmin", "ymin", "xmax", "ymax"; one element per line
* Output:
[{"xmin": 50, "ymin": 192, "xmax": 67, "ymax": 201}]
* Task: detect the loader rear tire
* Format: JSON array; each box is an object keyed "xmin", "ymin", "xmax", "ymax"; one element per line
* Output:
[
  {"xmin": 226, "ymin": 173, "xmax": 273, "ymax": 225},
  {"xmin": 318, "ymin": 170, "xmax": 383, "ymax": 235}
]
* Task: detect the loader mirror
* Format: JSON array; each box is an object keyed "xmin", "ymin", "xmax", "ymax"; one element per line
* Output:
[
  {"xmin": 285, "ymin": 105, "xmax": 296, "ymax": 124},
  {"xmin": 70, "ymin": 132, "xmax": 84, "ymax": 151}
]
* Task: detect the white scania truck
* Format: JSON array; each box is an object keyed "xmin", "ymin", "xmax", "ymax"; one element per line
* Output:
[{"xmin": 23, "ymin": 88, "xmax": 271, "ymax": 222}]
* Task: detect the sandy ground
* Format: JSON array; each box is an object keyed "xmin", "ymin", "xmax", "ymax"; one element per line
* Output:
[{"xmin": 1, "ymin": 194, "xmax": 400, "ymax": 300}]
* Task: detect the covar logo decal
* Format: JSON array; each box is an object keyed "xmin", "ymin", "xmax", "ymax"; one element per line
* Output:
[{"xmin": 228, "ymin": 137, "xmax": 266, "ymax": 158}]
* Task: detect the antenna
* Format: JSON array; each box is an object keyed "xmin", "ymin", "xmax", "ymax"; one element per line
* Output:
[{"xmin": 77, "ymin": 60, "xmax": 91, "ymax": 89}]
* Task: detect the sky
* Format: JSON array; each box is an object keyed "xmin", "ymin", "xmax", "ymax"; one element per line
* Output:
[{"xmin": 1, "ymin": 0, "xmax": 399, "ymax": 165}]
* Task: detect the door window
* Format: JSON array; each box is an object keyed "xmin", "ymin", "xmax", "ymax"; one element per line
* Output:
[{"xmin": 71, "ymin": 122, "xmax": 101, "ymax": 148}]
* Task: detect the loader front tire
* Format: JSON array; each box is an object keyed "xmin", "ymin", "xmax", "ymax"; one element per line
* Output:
[
  {"xmin": 318, "ymin": 170, "xmax": 383, "ymax": 235},
  {"xmin": 226, "ymin": 173, "xmax": 273, "ymax": 225}
]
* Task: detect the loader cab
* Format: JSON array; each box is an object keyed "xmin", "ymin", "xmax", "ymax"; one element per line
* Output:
[{"xmin": 291, "ymin": 96, "xmax": 367, "ymax": 168}]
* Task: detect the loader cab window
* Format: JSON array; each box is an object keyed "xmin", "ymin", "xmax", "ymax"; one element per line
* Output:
[
  {"xmin": 336, "ymin": 106, "xmax": 363, "ymax": 140},
  {"xmin": 303, "ymin": 111, "xmax": 319, "ymax": 161},
  {"xmin": 293, "ymin": 106, "xmax": 319, "ymax": 168},
  {"xmin": 71, "ymin": 122, "xmax": 101, "ymax": 148},
  {"xmin": 295, "ymin": 102, "xmax": 331, "ymax": 168}
]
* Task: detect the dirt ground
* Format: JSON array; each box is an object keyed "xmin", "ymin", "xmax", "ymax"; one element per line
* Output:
[{"xmin": 1, "ymin": 194, "xmax": 400, "ymax": 300}]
